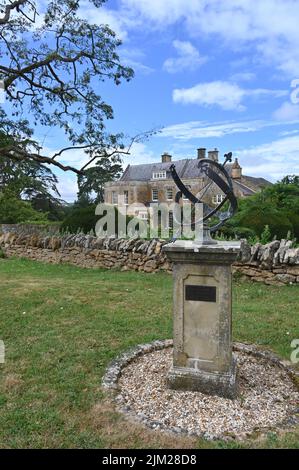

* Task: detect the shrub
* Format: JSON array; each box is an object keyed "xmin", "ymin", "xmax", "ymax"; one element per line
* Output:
[
  {"xmin": 61, "ymin": 205, "xmax": 133, "ymax": 235},
  {"xmin": 0, "ymin": 193, "xmax": 49, "ymax": 224},
  {"xmin": 60, "ymin": 204, "xmax": 98, "ymax": 234}
]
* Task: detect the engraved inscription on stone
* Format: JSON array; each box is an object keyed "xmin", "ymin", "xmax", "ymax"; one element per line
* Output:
[{"xmin": 185, "ymin": 285, "xmax": 216, "ymax": 302}]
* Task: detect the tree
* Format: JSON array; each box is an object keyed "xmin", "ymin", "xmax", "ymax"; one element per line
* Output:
[
  {"xmin": 60, "ymin": 203, "xmax": 98, "ymax": 233},
  {"xmin": 280, "ymin": 175, "xmax": 299, "ymax": 186},
  {"xmin": 0, "ymin": 142, "xmax": 68, "ymax": 220},
  {"xmin": 77, "ymin": 158, "xmax": 123, "ymax": 203},
  {"xmin": 0, "ymin": 189, "xmax": 49, "ymax": 223},
  {"xmin": 0, "ymin": 151, "xmax": 60, "ymax": 200},
  {"xmin": 228, "ymin": 180, "xmax": 299, "ymax": 240},
  {"xmin": 0, "ymin": 1, "xmax": 153, "ymax": 174}
]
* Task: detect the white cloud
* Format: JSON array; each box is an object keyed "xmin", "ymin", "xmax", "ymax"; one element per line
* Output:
[
  {"xmin": 173, "ymin": 81, "xmax": 245, "ymax": 111},
  {"xmin": 122, "ymin": 59, "xmax": 154, "ymax": 75},
  {"xmin": 163, "ymin": 40, "xmax": 207, "ymax": 73},
  {"xmin": 236, "ymin": 134, "xmax": 299, "ymax": 180},
  {"xmin": 40, "ymin": 144, "xmax": 92, "ymax": 169},
  {"xmin": 122, "ymin": 142, "xmax": 156, "ymax": 165},
  {"xmin": 273, "ymin": 101, "xmax": 299, "ymax": 121},
  {"xmin": 161, "ymin": 118, "xmax": 295, "ymax": 140},
  {"xmin": 56, "ymin": 175, "xmax": 78, "ymax": 203},
  {"xmin": 121, "ymin": 0, "xmax": 189, "ymax": 25},
  {"xmin": 60, "ymin": 150, "xmax": 92, "ymax": 169},
  {"xmin": 79, "ymin": 2, "xmax": 130, "ymax": 40},
  {"xmin": 121, "ymin": 0, "xmax": 299, "ymax": 77},
  {"xmin": 40, "ymin": 145, "xmax": 91, "ymax": 202},
  {"xmin": 279, "ymin": 129, "xmax": 299, "ymax": 137},
  {"xmin": 172, "ymin": 81, "xmax": 287, "ymax": 111},
  {"xmin": 120, "ymin": 48, "xmax": 154, "ymax": 75},
  {"xmin": 230, "ymin": 72, "xmax": 256, "ymax": 82}
]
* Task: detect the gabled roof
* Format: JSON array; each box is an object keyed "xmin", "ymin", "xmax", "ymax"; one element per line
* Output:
[
  {"xmin": 119, "ymin": 158, "xmax": 272, "ymax": 192},
  {"xmin": 120, "ymin": 159, "xmax": 206, "ymax": 181},
  {"xmin": 233, "ymin": 180, "xmax": 256, "ymax": 196}
]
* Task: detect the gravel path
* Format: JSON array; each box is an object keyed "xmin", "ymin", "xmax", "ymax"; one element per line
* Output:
[{"xmin": 116, "ymin": 348, "xmax": 299, "ymax": 439}]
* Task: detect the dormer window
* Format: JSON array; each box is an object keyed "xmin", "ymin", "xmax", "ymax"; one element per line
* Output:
[
  {"xmin": 152, "ymin": 171, "xmax": 166, "ymax": 180},
  {"xmin": 212, "ymin": 194, "xmax": 225, "ymax": 205}
]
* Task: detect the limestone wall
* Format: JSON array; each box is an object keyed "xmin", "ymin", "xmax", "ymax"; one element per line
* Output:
[
  {"xmin": 1, "ymin": 231, "xmax": 299, "ymax": 285},
  {"xmin": 234, "ymin": 239, "xmax": 299, "ymax": 285},
  {"xmin": 0, "ymin": 232, "xmax": 172, "ymax": 273},
  {"xmin": 0, "ymin": 223, "xmax": 60, "ymax": 235}
]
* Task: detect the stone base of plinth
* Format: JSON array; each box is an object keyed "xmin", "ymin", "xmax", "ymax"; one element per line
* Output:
[{"xmin": 167, "ymin": 355, "xmax": 238, "ymax": 399}]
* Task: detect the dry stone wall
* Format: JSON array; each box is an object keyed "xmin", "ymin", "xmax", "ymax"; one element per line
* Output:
[
  {"xmin": 0, "ymin": 231, "xmax": 172, "ymax": 273},
  {"xmin": 0, "ymin": 223, "xmax": 60, "ymax": 235},
  {"xmin": 1, "ymin": 230, "xmax": 299, "ymax": 285}
]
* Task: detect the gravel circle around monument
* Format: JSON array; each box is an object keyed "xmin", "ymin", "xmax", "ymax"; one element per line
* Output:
[{"xmin": 113, "ymin": 345, "xmax": 299, "ymax": 440}]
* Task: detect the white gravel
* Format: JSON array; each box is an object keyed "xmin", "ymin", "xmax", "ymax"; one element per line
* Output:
[{"xmin": 116, "ymin": 348, "xmax": 299, "ymax": 439}]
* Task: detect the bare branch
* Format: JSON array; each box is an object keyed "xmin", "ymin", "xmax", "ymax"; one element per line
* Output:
[
  {"xmin": 0, "ymin": 145, "xmax": 83, "ymax": 175},
  {"xmin": 51, "ymin": 145, "xmax": 96, "ymax": 160}
]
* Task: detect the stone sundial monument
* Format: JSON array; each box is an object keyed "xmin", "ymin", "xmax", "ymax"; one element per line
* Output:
[{"xmin": 163, "ymin": 152, "xmax": 241, "ymax": 399}]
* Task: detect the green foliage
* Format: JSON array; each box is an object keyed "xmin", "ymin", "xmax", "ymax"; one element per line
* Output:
[
  {"xmin": 60, "ymin": 204, "xmax": 98, "ymax": 234},
  {"xmin": 225, "ymin": 179, "xmax": 299, "ymax": 242},
  {"xmin": 0, "ymin": 151, "xmax": 68, "ymax": 221},
  {"xmin": 0, "ymin": 248, "xmax": 5, "ymax": 258},
  {"xmin": 279, "ymin": 174, "xmax": 299, "ymax": 186},
  {"xmin": 30, "ymin": 195, "xmax": 69, "ymax": 222},
  {"xmin": 77, "ymin": 160, "xmax": 123, "ymax": 203},
  {"xmin": 0, "ymin": 1, "xmax": 134, "ymax": 174},
  {"xmin": 216, "ymin": 221, "xmax": 256, "ymax": 240},
  {"xmin": 61, "ymin": 202, "xmax": 133, "ymax": 235},
  {"xmin": 0, "ymin": 191, "xmax": 49, "ymax": 224},
  {"xmin": 0, "ymin": 154, "xmax": 59, "ymax": 199},
  {"xmin": 247, "ymin": 234, "xmax": 260, "ymax": 246},
  {"xmin": 260, "ymin": 224, "xmax": 272, "ymax": 244}
]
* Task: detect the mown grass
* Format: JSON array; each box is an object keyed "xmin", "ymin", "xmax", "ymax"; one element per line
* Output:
[{"xmin": 0, "ymin": 258, "xmax": 298, "ymax": 449}]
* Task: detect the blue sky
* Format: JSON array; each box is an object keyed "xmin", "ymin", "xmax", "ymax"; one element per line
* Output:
[{"xmin": 35, "ymin": 0, "xmax": 299, "ymax": 201}]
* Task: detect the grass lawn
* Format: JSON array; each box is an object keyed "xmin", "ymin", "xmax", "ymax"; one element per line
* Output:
[{"xmin": 0, "ymin": 257, "xmax": 298, "ymax": 449}]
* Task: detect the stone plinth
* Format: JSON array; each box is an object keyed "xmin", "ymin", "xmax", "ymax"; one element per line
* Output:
[{"xmin": 163, "ymin": 240, "xmax": 240, "ymax": 399}]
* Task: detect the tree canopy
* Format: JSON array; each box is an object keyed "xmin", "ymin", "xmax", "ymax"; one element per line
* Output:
[
  {"xmin": 225, "ymin": 178, "xmax": 299, "ymax": 241},
  {"xmin": 0, "ymin": 0, "xmax": 150, "ymax": 175}
]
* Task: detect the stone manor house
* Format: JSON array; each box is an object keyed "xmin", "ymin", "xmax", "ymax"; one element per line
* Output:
[{"xmin": 104, "ymin": 148, "xmax": 271, "ymax": 222}]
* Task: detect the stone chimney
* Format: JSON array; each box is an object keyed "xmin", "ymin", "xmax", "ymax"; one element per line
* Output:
[
  {"xmin": 161, "ymin": 152, "xmax": 172, "ymax": 163},
  {"xmin": 231, "ymin": 158, "xmax": 242, "ymax": 179},
  {"xmin": 197, "ymin": 148, "xmax": 206, "ymax": 159},
  {"xmin": 208, "ymin": 148, "xmax": 219, "ymax": 162}
]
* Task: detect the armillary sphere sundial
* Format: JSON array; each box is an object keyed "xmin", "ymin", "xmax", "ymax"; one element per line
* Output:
[
  {"xmin": 163, "ymin": 151, "xmax": 241, "ymax": 399},
  {"xmin": 169, "ymin": 152, "xmax": 238, "ymax": 244}
]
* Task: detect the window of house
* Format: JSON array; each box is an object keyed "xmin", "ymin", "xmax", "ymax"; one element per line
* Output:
[
  {"xmin": 112, "ymin": 191, "xmax": 117, "ymax": 204},
  {"xmin": 124, "ymin": 190, "xmax": 129, "ymax": 204},
  {"xmin": 166, "ymin": 188, "xmax": 173, "ymax": 200},
  {"xmin": 212, "ymin": 194, "xmax": 225, "ymax": 205},
  {"xmin": 152, "ymin": 189, "xmax": 158, "ymax": 201},
  {"xmin": 168, "ymin": 211, "xmax": 173, "ymax": 228},
  {"xmin": 152, "ymin": 171, "xmax": 166, "ymax": 179}
]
